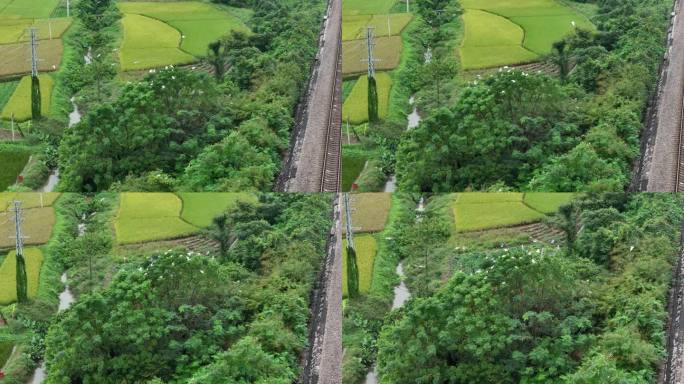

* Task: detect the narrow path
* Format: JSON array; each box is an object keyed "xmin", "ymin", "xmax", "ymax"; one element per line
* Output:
[{"xmin": 634, "ymin": 0, "xmax": 684, "ymax": 191}]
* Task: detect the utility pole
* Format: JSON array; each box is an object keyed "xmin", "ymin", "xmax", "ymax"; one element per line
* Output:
[
  {"xmin": 11, "ymin": 201, "xmax": 28, "ymax": 303},
  {"xmin": 406, "ymin": 0, "xmax": 410, "ymax": 12},
  {"xmin": 66, "ymin": 0, "xmax": 70, "ymax": 17},
  {"xmin": 10, "ymin": 113, "xmax": 14, "ymax": 141},
  {"xmin": 387, "ymin": 15, "xmax": 391, "ymax": 37},
  {"xmin": 365, "ymin": 27, "xmax": 376, "ymax": 79},
  {"xmin": 29, "ymin": 27, "xmax": 41, "ymax": 119},
  {"xmin": 344, "ymin": 193, "xmax": 360, "ymax": 298},
  {"xmin": 29, "ymin": 28, "xmax": 38, "ymax": 77},
  {"xmin": 365, "ymin": 27, "xmax": 379, "ymax": 122}
]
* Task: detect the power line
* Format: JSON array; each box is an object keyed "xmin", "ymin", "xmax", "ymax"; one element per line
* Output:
[
  {"xmin": 365, "ymin": 27, "xmax": 377, "ymax": 79},
  {"xmin": 344, "ymin": 193, "xmax": 355, "ymax": 251}
]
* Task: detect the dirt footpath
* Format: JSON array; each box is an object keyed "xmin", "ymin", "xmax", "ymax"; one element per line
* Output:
[{"xmin": 640, "ymin": 0, "xmax": 684, "ymax": 191}]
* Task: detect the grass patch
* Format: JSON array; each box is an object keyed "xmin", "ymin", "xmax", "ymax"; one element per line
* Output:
[
  {"xmin": 343, "ymin": 13, "xmax": 413, "ymax": 41},
  {"xmin": 0, "ymin": 38, "xmax": 63, "ymax": 77},
  {"xmin": 523, "ymin": 192, "xmax": 575, "ymax": 214},
  {"xmin": 341, "ymin": 145, "xmax": 367, "ymax": 191},
  {"xmin": 343, "ymin": 192, "xmax": 392, "ymax": 233},
  {"xmin": 118, "ymin": 2, "xmax": 250, "ymax": 58},
  {"xmin": 0, "ymin": 207, "xmax": 55, "ymax": 248},
  {"xmin": 0, "ymin": 192, "xmax": 60, "ymax": 210},
  {"xmin": 343, "ymin": 35, "xmax": 402, "ymax": 75},
  {"xmin": 0, "ymin": 340, "xmax": 13, "ymax": 367},
  {"xmin": 0, "ymin": 74, "xmax": 54, "ymax": 122},
  {"xmin": 342, "ymin": 234, "xmax": 377, "ymax": 296},
  {"xmin": 118, "ymin": 13, "xmax": 195, "ymax": 71},
  {"xmin": 178, "ymin": 192, "xmax": 256, "ymax": 227},
  {"xmin": 455, "ymin": 192, "xmax": 523, "ymax": 204},
  {"xmin": 459, "ymin": 0, "xmax": 593, "ymax": 69},
  {"xmin": 0, "ymin": 247, "xmax": 44, "ymax": 305},
  {"xmin": 453, "ymin": 195, "xmax": 545, "ymax": 232},
  {"xmin": 115, "ymin": 193, "xmax": 199, "ymax": 244},
  {"xmin": 0, "ymin": 145, "xmax": 30, "ymax": 190},
  {"xmin": 342, "ymin": 72, "xmax": 392, "ymax": 124}
]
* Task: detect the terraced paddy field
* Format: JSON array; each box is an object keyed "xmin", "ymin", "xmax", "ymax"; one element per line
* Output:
[
  {"xmin": 343, "ymin": 192, "xmax": 392, "ymax": 233},
  {"xmin": 0, "ymin": 248, "xmax": 44, "ymax": 305},
  {"xmin": 342, "ymin": 235, "xmax": 377, "ymax": 296},
  {"xmin": 0, "ymin": 39, "xmax": 64, "ymax": 77},
  {"xmin": 342, "ymin": 0, "xmax": 396, "ymax": 16},
  {"xmin": 0, "ymin": 0, "xmax": 61, "ymax": 18},
  {"xmin": 459, "ymin": 0, "xmax": 594, "ymax": 69},
  {"xmin": 342, "ymin": 72, "xmax": 392, "ymax": 124},
  {"xmin": 342, "ymin": 13, "xmax": 413, "ymax": 41},
  {"xmin": 117, "ymin": 1, "xmax": 251, "ymax": 70},
  {"xmin": 0, "ymin": 204, "xmax": 56, "ymax": 248},
  {"xmin": 115, "ymin": 192, "xmax": 256, "ymax": 244},
  {"xmin": 342, "ymin": 35, "xmax": 402, "ymax": 75},
  {"xmin": 0, "ymin": 74, "xmax": 54, "ymax": 121},
  {"xmin": 453, "ymin": 192, "xmax": 574, "ymax": 231}
]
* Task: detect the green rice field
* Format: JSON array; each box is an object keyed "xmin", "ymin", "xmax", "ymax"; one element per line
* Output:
[
  {"xmin": 459, "ymin": 0, "xmax": 594, "ymax": 69},
  {"xmin": 0, "ymin": 0, "xmax": 61, "ymax": 18},
  {"xmin": 0, "ymin": 80, "xmax": 18, "ymax": 114},
  {"xmin": 178, "ymin": 192, "xmax": 256, "ymax": 227},
  {"xmin": 523, "ymin": 192, "xmax": 575, "ymax": 213},
  {"xmin": 343, "ymin": 13, "xmax": 413, "ymax": 41},
  {"xmin": 342, "ymin": 235, "xmax": 377, "ymax": 296},
  {"xmin": 342, "ymin": 72, "xmax": 392, "ymax": 124},
  {"xmin": 118, "ymin": 1, "xmax": 250, "ymax": 70},
  {"xmin": 115, "ymin": 193, "xmax": 199, "ymax": 244},
  {"xmin": 342, "ymin": 0, "xmax": 396, "ymax": 16},
  {"xmin": 453, "ymin": 192, "xmax": 575, "ymax": 231},
  {"xmin": 0, "ymin": 74, "xmax": 54, "ymax": 121},
  {"xmin": 0, "ymin": 16, "xmax": 72, "ymax": 44},
  {"xmin": 0, "ymin": 247, "xmax": 44, "ymax": 305},
  {"xmin": 0, "ymin": 192, "xmax": 60, "ymax": 210},
  {"xmin": 341, "ymin": 147, "xmax": 367, "ymax": 192}
]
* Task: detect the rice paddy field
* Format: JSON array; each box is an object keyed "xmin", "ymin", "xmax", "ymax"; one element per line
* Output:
[
  {"xmin": 342, "ymin": 13, "xmax": 413, "ymax": 41},
  {"xmin": 524, "ymin": 192, "xmax": 575, "ymax": 213},
  {"xmin": 0, "ymin": 192, "xmax": 60, "ymax": 210},
  {"xmin": 342, "ymin": 192, "xmax": 392, "ymax": 234},
  {"xmin": 115, "ymin": 193, "xmax": 255, "ymax": 244},
  {"xmin": 115, "ymin": 193, "xmax": 199, "ymax": 244},
  {"xmin": 342, "ymin": 36, "xmax": 402, "ymax": 75},
  {"xmin": 453, "ymin": 192, "xmax": 574, "ymax": 231},
  {"xmin": 342, "ymin": 235, "xmax": 377, "ymax": 296},
  {"xmin": 0, "ymin": 39, "xmax": 64, "ymax": 77},
  {"xmin": 0, "ymin": 0, "xmax": 61, "ymax": 18},
  {"xmin": 0, "ymin": 145, "xmax": 30, "ymax": 190},
  {"xmin": 342, "ymin": 72, "xmax": 392, "ymax": 124},
  {"xmin": 0, "ymin": 206, "xmax": 56, "ymax": 248},
  {"xmin": 0, "ymin": 17, "xmax": 72, "ymax": 44},
  {"xmin": 0, "ymin": 74, "xmax": 54, "ymax": 121},
  {"xmin": 117, "ymin": 1, "xmax": 250, "ymax": 70},
  {"xmin": 341, "ymin": 146, "xmax": 367, "ymax": 192},
  {"xmin": 342, "ymin": 0, "xmax": 396, "ymax": 16},
  {"xmin": 459, "ymin": 0, "xmax": 594, "ymax": 69},
  {"xmin": 0, "ymin": 248, "xmax": 44, "ymax": 305}
]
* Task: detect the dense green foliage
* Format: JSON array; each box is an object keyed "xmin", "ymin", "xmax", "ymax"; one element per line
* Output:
[
  {"xmin": 376, "ymin": 193, "xmax": 684, "ymax": 383},
  {"xmin": 44, "ymin": 194, "xmax": 332, "ymax": 382},
  {"xmin": 58, "ymin": 0, "xmax": 324, "ymax": 192},
  {"xmin": 396, "ymin": 0, "xmax": 671, "ymax": 192}
]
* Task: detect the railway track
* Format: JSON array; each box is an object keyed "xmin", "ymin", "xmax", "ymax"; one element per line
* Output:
[
  {"xmin": 677, "ymin": 97, "xmax": 684, "ymax": 192},
  {"xmin": 320, "ymin": 34, "xmax": 342, "ymax": 192}
]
